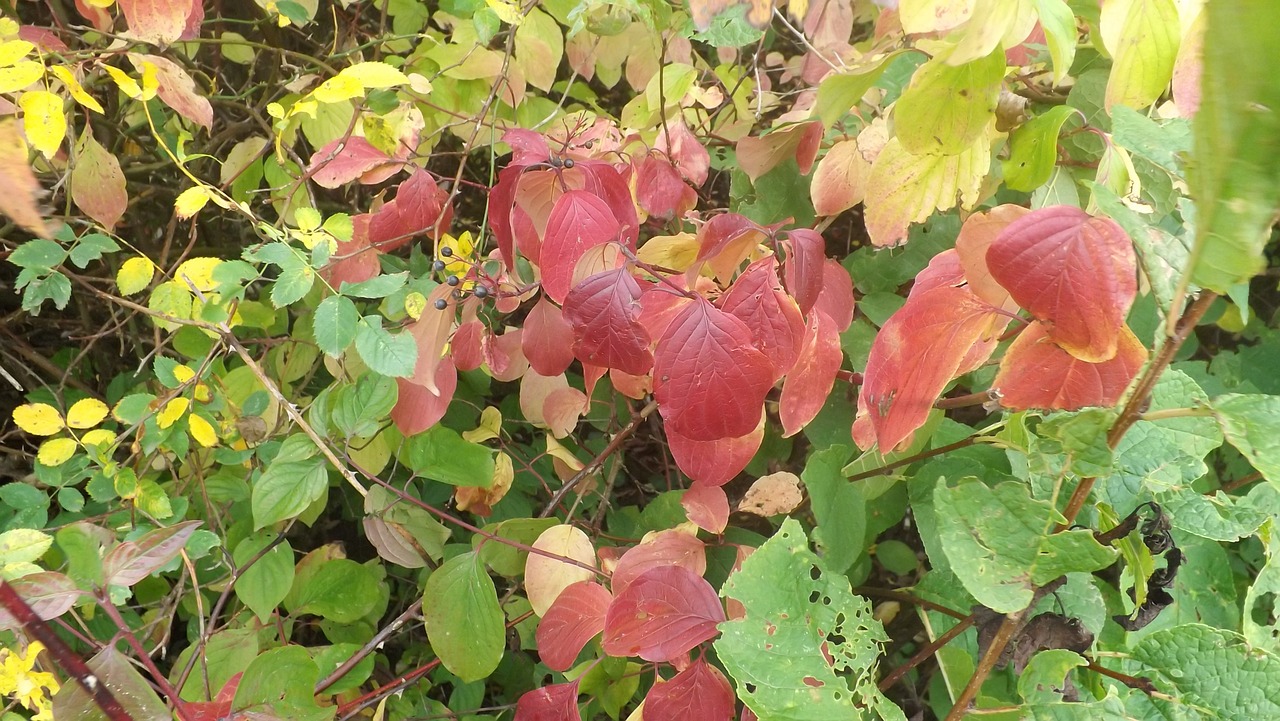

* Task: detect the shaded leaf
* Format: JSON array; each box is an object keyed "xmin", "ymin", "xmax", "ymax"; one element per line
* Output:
[
  {"xmin": 523, "ymin": 297, "xmax": 577, "ymax": 375},
  {"xmin": 71, "ymin": 132, "xmax": 127, "ymax": 230},
  {"xmin": 102, "ymin": 520, "xmax": 201, "ymax": 587}
]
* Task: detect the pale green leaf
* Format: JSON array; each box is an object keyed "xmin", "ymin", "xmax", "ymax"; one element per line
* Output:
[
  {"xmin": 1212, "ymin": 394, "xmax": 1280, "ymax": 487},
  {"xmin": 1003, "ymin": 106, "xmax": 1080, "ymax": 192},
  {"xmin": 313, "ymin": 294, "xmax": 359, "ymax": 357},
  {"xmin": 422, "ymin": 552, "xmax": 504, "ymax": 682},
  {"xmin": 353, "ymin": 316, "xmax": 417, "ymax": 378},
  {"xmin": 1131, "ymin": 624, "xmax": 1280, "ymax": 717},
  {"xmin": 1101, "ymin": 0, "xmax": 1180, "ymax": 111},
  {"xmin": 233, "ymin": 533, "xmax": 295, "ymax": 623},
  {"xmin": 252, "ymin": 458, "xmax": 329, "ymax": 529},
  {"xmin": 894, "ymin": 48, "xmax": 1004, "ymax": 156}
]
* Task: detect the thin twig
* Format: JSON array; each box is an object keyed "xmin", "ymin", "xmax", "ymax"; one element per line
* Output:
[{"xmin": 541, "ymin": 400, "xmax": 659, "ymax": 517}]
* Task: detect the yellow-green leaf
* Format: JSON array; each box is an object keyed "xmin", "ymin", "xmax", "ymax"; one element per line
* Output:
[
  {"xmin": 148, "ymin": 280, "xmax": 195, "ymax": 331},
  {"xmin": 0, "ymin": 39, "xmax": 34, "ymax": 67},
  {"xmin": 13, "ymin": 403, "xmax": 64, "ymax": 436},
  {"xmin": 157, "ymin": 397, "xmax": 190, "ymax": 429},
  {"xmin": 893, "ymin": 49, "xmax": 1005, "ymax": 156},
  {"xmin": 405, "ymin": 291, "xmax": 427, "ymax": 320},
  {"xmin": 37, "ymin": 437, "xmax": 79, "ymax": 466},
  {"xmin": 175, "ymin": 186, "xmax": 213, "ymax": 219},
  {"xmin": 117, "ymin": 256, "xmax": 156, "ymax": 295},
  {"xmin": 66, "ymin": 398, "xmax": 109, "ymax": 429},
  {"xmin": 188, "ymin": 413, "xmax": 219, "ymax": 447},
  {"xmin": 174, "ymin": 257, "xmax": 223, "ymax": 292},
  {"xmin": 20, "ymin": 91, "xmax": 66, "ymax": 158},
  {"xmin": 486, "ymin": 0, "xmax": 524, "ymax": 25},
  {"xmin": 340, "ymin": 61, "xmax": 410, "ymax": 89},
  {"xmin": 81, "ymin": 428, "xmax": 117, "ymax": 448},
  {"xmin": 864, "ymin": 136, "xmax": 991, "ymax": 247},
  {"xmin": 899, "ymin": 0, "xmax": 974, "ymax": 34},
  {"xmin": 49, "ymin": 65, "xmax": 105, "ymax": 113},
  {"xmin": 1101, "ymin": 0, "xmax": 1180, "ymax": 111},
  {"xmin": 310, "ymin": 74, "xmax": 364, "ymax": 104}
]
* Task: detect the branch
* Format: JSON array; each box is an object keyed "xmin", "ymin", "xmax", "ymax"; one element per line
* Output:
[{"xmin": 541, "ymin": 400, "xmax": 659, "ymax": 517}]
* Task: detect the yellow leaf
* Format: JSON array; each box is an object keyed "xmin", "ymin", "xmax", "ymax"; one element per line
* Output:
[
  {"xmin": 635, "ymin": 233, "xmax": 700, "ymax": 273},
  {"xmin": 172, "ymin": 364, "xmax": 196, "ymax": 384},
  {"xmin": 175, "ymin": 257, "xmax": 223, "ymax": 292},
  {"xmin": 139, "ymin": 61, "xmax": 159, "ymax": 101},
  {"xmin": 117, "ymin": 256, "xmax": 156, "ymax": 295},
  {"xmin": 20, "ymin": 91, "xmax": 66, "ymax": 158},
  {"xmin": 463, "ymin": 407, "xmax": 504, "ymax": 443},
  {"xmin": 102, "ymin": 64, "xmax": 143, "ymax": 99},
  {"xmin": 188, "ymin": 414, "xmax": 218, "ymax": 447},
  {"xmin": 157, "ymin": 397, "xmax": 190, "ymax": 429},
  {"xmin": 87, "ymin": 0, "xmax": 115, "ymax": 5},
  {"xmin": 438, "ymin": 231, "xmax": 476, "ymax": 276},
  {"xmin": 545, "ymin": 434, "xmax": 584, "ymax": 471},
  {"xmin": 13, "ymin": 403, "xmax": 64, "ymax": 436},
  {"xmin": 340, "ymin": 62, "xmax": 410, "ymax": 89},
  {"xmin": 194, "ymin": 383, "xmax": 211, "ymax": 403},
  {"xmin": 81, "ymin": 428, "xmax": 117, "ymax": 447},
  {"xmin": 175, "ymin": 186, "xmax": 212, "ymax": 219},
  {"xmin": 0, "ymin": 60, "xmax": 42, "ymax": 94},
  {"xmin": 66, "ymin": 398, "xmax": 109, "ymax": 429},
  {"xmin": 310, "ymin": 74, "xmax": 363, "ymax": 104},
  {"xmin": 37, "ymin": 437, "xmax": 78, "ymax": 466},
  {"xmin": 0, "ymin": 39, "xmax": 34, "ymax": 67},
  {"xmin": 148, "ymin": 281, "xmax": 194, "ymax": 331},
  {"xmin": 405, "ymin": 291, "xmax": 427, "ymax": 320},
  {"xmin": 0, "ymin": 18, "xmax": 19, "ymax": 39},
  {"xmin": 49, "ymin": 66, "xmax": 105, "ymax": 114},
  {"xmin": 486, "ymin": 0, "xmax": 524, "ymax": 25}
]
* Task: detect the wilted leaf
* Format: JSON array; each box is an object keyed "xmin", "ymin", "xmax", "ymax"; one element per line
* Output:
[
  {"xmin": 738, "ymin": 472, "xmax": 804, "ymax": 517},
  {"xmin": 0, "ymin": 119, "xmax": 49, "ymax": 238},
  {"xmin": 102, "ymin": 520, "xmax": 201, "ymax": 587}
]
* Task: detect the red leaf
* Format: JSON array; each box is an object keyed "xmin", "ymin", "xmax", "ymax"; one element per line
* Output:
[
  {"xmin": 954, "ymin": 205, "xmax": 1028, "ymax": 311},
  {"xmin": 986, "ymin": 206, "xmax": 1136, "ymax": 362},
  {"xmin": 71, "ymin": 133, "xmax": 127, "ymax": 231},
  {"xmin": 690, "ymin": 214, "xmax": 768, "ymax": 285},
  {"xmin": 504, "ymin": 128, "xmax": 552, "ymax": 165},
  {"xmin": 637, "ymin": 154, "xmax": 696, "ymax": 220},
  {"xmin": 910, "ymin": 249, "xmax": 967, "ymax": 297},
  {"xmin": 407, "ymin": 286, "xmax": 457, "ymax": 393},
  {"xmin": 993, "ymin": 322, "xmax": 1148, "ymax": 411},
  {"xmin": 451, "ymin": 320, "xmax": 485, "ymax": 371},
  {"xmin": 611, "ymin": 529, "xmax": 707, "ymax": 598},
  {"xmin": 644, "ymin": 658, "xmax": 735, "ymax": 721},
  {"xmin": 780, "ymin": 312, "xmax": 843, "ymax": 437},
  {"xmin": 322, "ymin": 233, "xmax": 380, "ymax": 287},
  {"xmin": 610, "ymin": 368, "xmax": 651, "ymax": 399},
  {"xmin": 857, "ymin": 286, "xmax": 1005, "ymax": 452},
  {"xmin": 515, "ymin": 681, "xmax": 582, "ymax": 721},
  {"xmin": 489, "ymin": 165, "xmax": 521, "ymax": 268},
  {"xmin": 720, "ymin": 257, "xmax": 805, "ymax": 379},
  {"xmin": 813, "ymin": 259, "xmax": 855, "ymax": 331},
  {"xmin": 186, "ymin": 674, "xmax": 240, "ymax": 721},
  {"xmin": 308, "ymin": 137, "xmax": 399, "ymax": 189},
  {"xmin": 667, "ymin": 420, "xmax": 764, "ymax": 486},
  {"xmin": 18, "ymin": 26, "xmax": 69, "ymax": 53},
  {"xmin": 540, "ymin": 190, "xmax": 622, "ymax": 303},
  {"xmin": 578, "ymin": 161, "xmax": 639, "ymax": 249},
  {"xmin": 392, "ymin": 358, "xmax": 457, "ymax": 435},
  {"xmin": 367, "ymin": 168, "xmax": 452, "ymax": 250},
  {"xmin": 639, "ymin": 286, "xmax": 696, "ymax": 341},
  {"xmin": 118, "ymin": 0, "xmax": 197, "ymax": 45},
  {"xmin": 129, "ymin": 54, "xmax": 212, "ymax": 129},
  {"xmin": 74, "ymin": 0, "xmax": 113, "ymax": 31},
  {"xmin": 601, "ymin": 566, "xmax": 726, "ymax": 662},
  {"xmin": 654, "ymin": 119, "xmax": 709, "ymax": 186},
  {"xmin": 484, "ymin": 328, "xmax": 530, "ymax": 382},
  {"xmin": 736, "ymin": 121, "xmax": 823, "ymax": 183},
  {"xmin": 536, "ymin": 581, "xmax": 613, "ymax": 671},
  {"xmin": 653, "ymin": 299, "xmax": 774, "ymax": 441},
  {"xmin": 102, "ymin": 521, "xmax": 201, "ymax": 587},
  {"xmin": 782, "ymin": 228, "xmax": 826, "ymax": 314},
  {"xmin": 523, "ymin": 298, "xmax": 577, "ymax": 375},
  {"xmin": 562, "ymin": 268, "xmax": 654, "ymax": 375},
  {"xmin": 682, "ymin": 482, "xmax": 729, "ymax": 534}
]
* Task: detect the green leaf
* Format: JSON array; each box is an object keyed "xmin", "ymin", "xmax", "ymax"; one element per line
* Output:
[
  {"xmin": 1212, "ymin": 393, "xmax": 1280, "ymax": 487},
  {"xmin": 474, "ymin": 517, "xmax": 560, "ymax": 577},
  {"xmin": 233, "ymin": 532, "xmax": 294, "ymax": 623},
  {"xmin": 1033, "ymin": 0, "xmax": 1077, "ymax": 84},
  {"xmin": 1132, "ymin": 624, "xmax": 1280, "ymax": 717},
  {"xmin": 1092, "ymin": 184, "xmax": 1190, "ymax": 315},
  {"xmin": 813, "ymin": 52, "xmax": 906, "ymax": 129},
  {"xmin": 689, "ymin": 5, "xmax": 764, "ymax": 48},
  {"xmin": 401, "ymin": 425, "xmax": 495, "ymax": 487},
  {"xmin": 330, "ymin": 373, "xmax": 398, "ymax": 438},
  {"xmin": 11, "ymin": 239, "xmax": 67, "ymax": 270},
  {"xmin": 252, "ymin": 458, "xmax": 329, "ymax": 529},
  {"xmin": 287, "ymin": 558, "xmax": 382, "ymax": 623},
  {"xmin": 52, "ymin": 648, "xmax": 169, "ymax": 720},
  {"xmin": 22, "ymin": 272, "xmax": 72, "ymax": 315},
  {"xmin": 1185, "ymin": 0, "xmax": 1280, "ymax": 293},
  {"xmin": 800, "ymin": 444, "xmax": 865, "ymax": 574},
  {"xmin": 171, "ymin": 629, "xmax": 259, "ymax": 702},
  {"xmin": 715, "ymin": 518, "xmax": 904, "ymax": 721},
  {"xmin": 893, "ymin": 48, "xmax": 1005, "ymax": 156},
  {"xmin": 311, "ymin": 643, "xmax": 375, "ymax": 695},
  {"xmin": 340, "ymin": 270, "xmax": 408, "ymax": 299},
  {"xmin": 934, "ymin": 478, "xmax": 1117, "ymax": 613},
  {"xmin": 1017, "ymin": 650, "xmax": 1088, "ymax": 704},
  {"xmin": 232, "ymin": 646, "xmax": 327, "ymax": 721},
  {"xmin": 69, "ymin": 233, "xmax": 120, "ymax": 269},
  {"xmin": 1003, "ymin": 106, "xmax": 1080, "ymax": 192},
  {"xmin": 313, "ymin": 294, "xmax": 359, "ymax": 357},
  {"xmin": 1034, "ymin": 409, "xmax": 1116, "ymax": 479},
  {"xmin": 354, "ymin": 315, "xmax": 418, "ymax": 378},
  {"xmin": 1110, "ymin": 106, "xmax": 1190, "ymax": 177},
  {"xmin": 270, "ymin": 257, "xmax": 315, "ymax": 308},
  {"xmin": 1245, "ymin": 529, "xmax": 1280, "ymax": 652},
  {"xmin": 365, "ymin": 486, "xmax": 451, "ymax": 567},
  {"xmin": 422, "ymin": 551, "xmax": 504, "ymax": 682}
]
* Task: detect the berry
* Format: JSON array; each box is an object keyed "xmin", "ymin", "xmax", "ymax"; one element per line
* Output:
[
  {"xmin": 434, "ymin": 299, "xmax": 448, "ymax": 310},
  {"xmin": 562, "ymin": 158, "xmax": 575, "ymax": 169},
  {"xmin": 473, "ymin": 285, "xmax": 489, "ymax": 299},
  {"xmin": 446, "ymin": 275, "xmax": 460, "ymax": 286},
  {"xmin": 439, "ymin": 246, "xmax": 453, "ymax": 257},
  {"xmin": 432, "ymin": 260, "xmax": 445, "ymax": 272}
]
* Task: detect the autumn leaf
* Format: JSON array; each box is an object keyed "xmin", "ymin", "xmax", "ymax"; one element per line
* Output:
[
  {"xmin": 20, "ymin": 91, "xmax": 66, "ymax": 158},
  {"xmin": 536, "ymin": 581, "xmax": 612, "ymax": 671},
  {"xmin": 611, "ymin": 528, "xmax": 706, "ymax": 597},
  {"xmin": 986, "ymin": 205, "xmax": 1136, "ymax": 363},
  {"xmin": 813, "ymin": 259, "xmax": 856, "ymax": 331},
  {"xmin": 953, "ymin": 204, "xmax": 1028, "ymax": 311},
  {"xmin": 811, "ymin": 139, "xmax": 869, "ymax": 217},
  {"xmin": 129, "ymin": 54, "xmax": 213, "ymax": 129},
  {"xmin": 736, "ymin": 121, "xmax": 823, "ymax": 183},
  {"xmin": 644, "ymin": 658, "xmax": 736, "ymax": 721},
  {"xmin": 864, "ymin": 136, "xmax": 990, "ymax": 247},
  {"xmin": 780, "ymin": 311, "xmax": 843, "ymax": 437},
  {"xmin": 515, "ymin": 682, "xmax": 582, "ymax": 721},
  {"xmin": 857, "ymin": 285, "xmax": 1005, "ymax": 452},
  {"xmin": 738, "ymin": 472, "xmax": 805, "ymax": 517},
  {"xmin": 653, "ymin": 298, "xmax": 774, "ymax": 441},
  {"xmin": 525, "ymin": 525, "xmax": 596, "ymax": 616},
  {"xmin": 782, "ymin": 228, "xmax": 827, "ymax": 315},
  {"xmin": 688, "ymin": 213, "xmax": 768, "ymax": 286},
  {"xmin": 666, "ymin": 420, "xmax": 764, "ymax": 487},
  {"xmin": 719, "ymin": 257, "xmax": 805, "ymax": 379},
  {"xmin": 308, "ymin": 136, "xmax": 399, "ymax": 189},
  {"xmin": 522, "ymin": 298, "xmax": 577, "ymax": 376},
  {"xmin": 118, "ymin": 0, "xmax": 199, "ymax": 45},
  {"xmin": 366, "ymin": 168, "xmax": 453, "ymax": 250},
  {"xmin": 71, "ymin": 131, "xmax": 128, "ymax": 230},
  {"xmin": 391, "ymin": 359, "xmax": 458, "ymax": 436},
  {"xmin": 681, "ymin": 482, "xmax": 730, "ymax": 535},
  {"xmin": 992, "ymin": 322, "xmax": 1148, "ymax": 411},
  {"xmin": 561, "ymin": 268, "xmax": 654, "ymax": 375},
  {"xmin": 601, "ymin": 565, "xmax": 726, "ymax": 662},
  {"xmin": 539, "ymin": 190, "xmax": 622, "ymax": 303}
]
